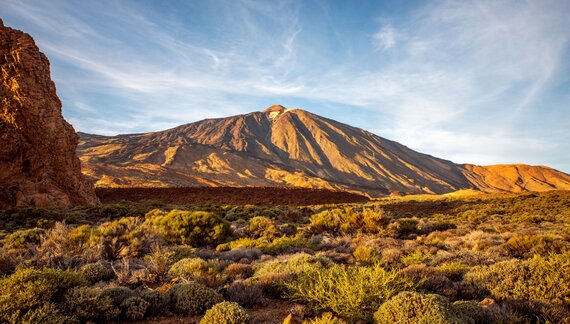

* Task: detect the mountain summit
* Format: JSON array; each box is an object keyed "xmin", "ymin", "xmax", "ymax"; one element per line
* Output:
[{"xmin": 78, "ymin": 105, "xmax": 570, "ymax": 196}]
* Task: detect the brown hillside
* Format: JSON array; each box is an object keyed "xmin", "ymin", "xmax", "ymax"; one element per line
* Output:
[
  {"xmin": 78, "ymin": 105, "xmax": 570, "ymax": 196},
  {"xmin": 461, "ymin": 164, "xmax": 570, "ymax": 192}
]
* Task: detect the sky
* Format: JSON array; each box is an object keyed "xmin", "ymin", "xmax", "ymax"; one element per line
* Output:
[{"xmin": 1, "ymin": 0, "xmax": 570, "ymax": 172}]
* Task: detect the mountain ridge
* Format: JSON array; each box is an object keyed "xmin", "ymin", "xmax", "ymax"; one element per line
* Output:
[{"xmin": 77, "ymin": 105, "xmax": 570, "ymax": 196}]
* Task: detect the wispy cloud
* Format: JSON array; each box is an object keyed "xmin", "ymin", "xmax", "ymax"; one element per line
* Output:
[
  {"xmin": 1, "ymin": 0, "xmax": 569, "ymax": 171},
  {"xmin": 372, "ymin": 25, "xmax": 396, "ymax": 51}
]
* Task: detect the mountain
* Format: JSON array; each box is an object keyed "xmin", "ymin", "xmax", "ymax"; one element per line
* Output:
[
  {"xmin": 77, "ymin": 105, "xmax": 570, "ymax": 196},
  {"xmin": 0, "ymin": 19, "xmax": 98, "ymax": 208}
]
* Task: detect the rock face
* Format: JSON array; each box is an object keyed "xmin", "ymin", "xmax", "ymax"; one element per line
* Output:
[
  {"xmin": 0, "ymin": 19, "xmax": 99, "ymax": 208},
  {"xmin": 77, "ymin": 104, "xmax": 570, "ymax": 196}
]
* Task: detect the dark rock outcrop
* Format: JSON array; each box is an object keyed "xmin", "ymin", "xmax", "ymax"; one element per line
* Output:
[{"xmin": 0, "ymin": 19, "xmax": 99, "ymax": 208}]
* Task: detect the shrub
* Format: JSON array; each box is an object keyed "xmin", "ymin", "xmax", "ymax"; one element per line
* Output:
[
  {"xmin": 18, "ymin": 302, "xmax": 76, "ymax": 324},
  {"xmin": 309, "ymin": 208, "xmax": 388, "ymax": 234},
  {"xmin": 144, "ymin": 244, "xmax": 174, "ymax": 282},
  {"xmin": 200, "ymin": 301, "xmax": 250, "ymax": 324},
  {"xmin": 374, "ymin": 291, "xmax": 463, "ymax": 324},
  {"xmin": 140, "ymin": 289, "xmax": 169, "ymax": 316},
  {"xmin": 224, "ymin": 263, "xmax": 254, "ymax": 280},
  {"xmin": 464, "ymin": 252, "xmax": 570, "ymax": 305},
  {"xmin": 401, "ymin": 264, "xmax": 456, "ymax": 298},
  {"xmin": 0, "ymin": 267, "xmax": 87, "ymax": 322},
  {"xmin": 101, "ymin": 202, "xmax": 145, "ymax": 218},
  {"xmin": 389, "ymin": 218, "xmax": 419, "ymax": 237},
  {"xmin": 353, "ymin": 245, "xmax": 380, "ymax": 264},
  {"xmin": 244, "ymin": 216, "xmax": 278, "ymax": 238},
  {"xmin": 169, "ymin": 257, "xmax": 227, "ymax": 288},
  {"xmin": 254, "ymin": 253, "xmax": 332, "ymax": 281},
  {"xmin": 309, "ymin": 209, "xmax": 345, "ymax": 233},
  {"xmin": 79, "ymin": 261, "xmax": 114, "ymax": 283},
  {"xmin": 226, "ymin": 280, "xmax": 265, "ymax": 308},
  {"xmin": 121, "ymin": 296, "xmax": 149, "ymax": 320},
  {"xmin": 504, "ymin": 234, "xmax": 567, "ymax": 258},
  {"xmin": 451, "ymin": 300, "xmax": 488, "ymax": 323},
  {"xmin": 436, "ymin": 262, "xmax": 470, "ymax": 281},
  {"xmin": 3, "ymin": 227, "xmax": 45, "ymax": 249},
  {"xmin": 217, "ymin": 236, "xmax": 313, "ymax": 255},
  {"xmin": 169, "ymin": 283, "xmax": 224, "ymax": 315},
  {"xmin": 401, "ymin": 250, "xmax": 430, "ymax": 266},
  {"xmin": 432, "ymin": 221, "xmax": 457, "ymax": 231},
  {"xmin": 63, "ymin": 286, "xmax": 120, "ymax": 321},
  {"xmin": 285, "ymin": 263, "xmax": 416, "ymax": 321},
  {"xmin": 146, "ymin": 209, "xmax": 231, "ymax": 246},
  {"xmin": 100, "ymin": 287, "xmax": 134, "ymax": 306}
]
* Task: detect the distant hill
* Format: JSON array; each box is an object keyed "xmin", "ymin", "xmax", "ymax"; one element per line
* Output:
[{"xmin": 77, "ymin": 105, "xmax": 570, "ymax": 196}]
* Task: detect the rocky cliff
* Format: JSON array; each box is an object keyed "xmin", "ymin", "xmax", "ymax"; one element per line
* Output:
[{"xmin": 0, "ymin": 19, "xmax": 99, "ymax": 208}]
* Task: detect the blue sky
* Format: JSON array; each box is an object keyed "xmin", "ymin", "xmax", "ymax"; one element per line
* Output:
[{"xmin": 1, "ymin": 0, "xmax": 570, "ymax": 172}]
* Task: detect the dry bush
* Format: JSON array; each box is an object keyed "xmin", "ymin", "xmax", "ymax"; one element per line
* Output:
[
  {"xmin": 218, "ymin": 248, "xmax": 263, "ymax": 263},
  {"xmin": 225, "ymin": 279, "xmax": 265, "ymax": 308},
  {"xmin": 224, "ymin": 263, "xmax": 254, "ymax": 280},
  {"xmin": 144, "ymin": 244, "xmax": 174, "ymax": 283},
  {"xmin": 401, "ymin": 264, "xmax": 457, "ymax": 298}
]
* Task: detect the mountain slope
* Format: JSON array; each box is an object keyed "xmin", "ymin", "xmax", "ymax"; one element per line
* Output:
[{"xmin": 77, "ymin": 105, "xmax": 570, "ymax": 196}]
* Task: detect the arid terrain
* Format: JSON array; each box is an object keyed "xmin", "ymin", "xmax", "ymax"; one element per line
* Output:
[
  {"xmin": 1, "ymin": 13, "xmax": 570, "ymax": 324},
  {"xmin": 1, "ymin": 190, "xmax": 569, "ymax": 323},
  {"xmin": 95, "ymin": 187, "xmax": 369, "ymax": 206}
]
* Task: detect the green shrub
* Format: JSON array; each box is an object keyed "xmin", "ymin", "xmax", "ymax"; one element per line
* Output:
[
  {"xmin": 100, "ymin": 287, "xmax": 134, "ymax": 306},
  {"xmin": 200, "ymin": 301, "xmax": 250, "ymax": 324},
  {"xmin": 436, "ymin": 262, "xmax": 470, "ymax": 281},
  {"xmin": 244, "ymin": 216, "xmax": 278, "ymax": 238},
  {"xmin": 389, "ymin": 218, "xmax": 419, "ymax": 237},
  {"xmin": 0, "ymin": 267, "xmax": 87, "ymax": 322},
  {"xmin": 504, "ymin": 234, "xmax": 567, "ymax": 258},
  {"xmin": 169, "ymin": 283, "xmax": 224, "ymax": 315},
  {"xmin": 374, "ymin": 291, "xmax": 462, "ymax": 324},
  {"xmin": 79, "ymin": 261, "xmax": 114, "ymax": 283},
  {"xmin": 432, "ymin": 221, "xmax": 457, "ymax": 231},
  {"xmin": 451, "ymin": 300, "xmax": 488, "ymax": 323},
  {"xmin": 18, "ymin": 302, "xmax": 77, "ymax": 324},
  {"xmin": 63, "ymin": 286, "xmax": 120, "ymax": 321},
  {"xmin": 309, "ymin": 208, "xmax": 388, "ymax": 234},
  {"xmin": 121, "ymin": 296, "xmax": 149, "ymax": 320},
  {"xmin": 254, "ymin": 253, "xmax": 332, "ymax": 281},
  {"xmin": 464, "ymin": 252, "xmax": 570, "ymax": 305},
  {"xmin": 253, "ymin": 254, "xmax": 332, "ymax": 298},
  {"xmin": 309, "ymin": 209, "xmax": 345, "ymax": 233},
  {"xmin": 146, "ymin": 210, "xmax": 231, "ymax": 246},
  {"xmin": 3, "ymin": 228, "xmax": 45, "ymax": 249},
  {"xmin": 217, "ymin": 236, "xmax": 312, "ymax": 255},
  {"xmin": 286, "ymin": 263, "xmax": 416, "ymax": 321},
  {"xmin": 101, "ymin": 202, "xmax": 145, "ymax": 218},
  {"xmin": 169, "ymin": 257, "xmax": 227, "ymax": 288},
  {"xmin": 140, "ymin": 289, "xmax": 169, "ymax": 316},
  {"xmin": 353, "ymin": 245, "xmax": 381, "ymax": 264},
  {"xmin": 401, "ymin": 250, "xmax": 430, "ymax": 266}
]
